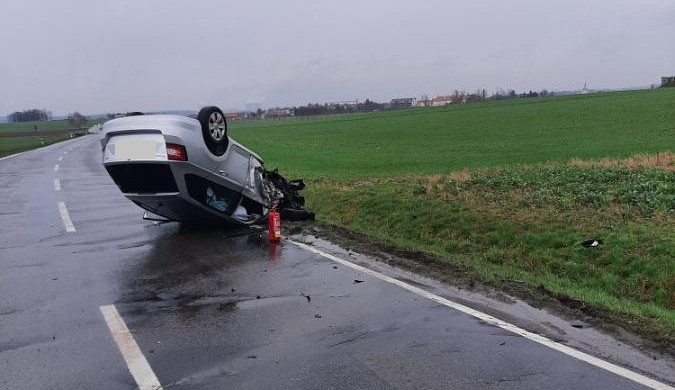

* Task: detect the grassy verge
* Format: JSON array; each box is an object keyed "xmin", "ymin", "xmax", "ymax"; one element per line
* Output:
[
  {"xmin": 306, "ymin": 153, "xmax": 674, "ymax": 341},
  {"xmin": 0, "ymin": 134, "xmax": 77, "ymax": 157}
]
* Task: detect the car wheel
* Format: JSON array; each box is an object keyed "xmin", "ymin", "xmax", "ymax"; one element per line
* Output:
[{"xmin": 198, "ymin": 106, "xmax": 229, "ymax": 156}]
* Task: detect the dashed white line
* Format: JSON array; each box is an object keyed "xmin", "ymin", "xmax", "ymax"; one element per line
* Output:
[
  {"xmin": 54, "ymin": 164, "xmax": 59, "ymax": 172},
  {"xmin": 100, "ymin": 305, "xmax": 163, "ymax": 390},
  {"xmin": 58, "ymin": 156, "xmax": 63, "ymax": 161},
  {"xmin": 57, "ymin": 202, "xmax": 75, "ymax": 232},
  {"xmin": 64, "ymin": 151, "xmax": 68, "ymax": 155},
  {"xmin": 289, "ymin": 239, "xmax": 673, "ymax": 390},
  {"xmin": 53, "ymin": 179, "xmax": 61, "ymax": 191}
]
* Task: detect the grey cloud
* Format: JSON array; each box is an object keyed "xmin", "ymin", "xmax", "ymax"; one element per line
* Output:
[{"xmin": 1, "ymin": 0, "xmax": 673, "ymax": 115}]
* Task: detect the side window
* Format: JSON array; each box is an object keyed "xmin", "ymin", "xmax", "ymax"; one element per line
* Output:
[{"xmin": 185, "ymin": 174, "xmax": 241, "ymax": 215}]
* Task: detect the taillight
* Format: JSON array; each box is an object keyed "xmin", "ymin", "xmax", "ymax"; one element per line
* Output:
[{"xmin": 166, "ymin": 143, "xmax": 188, "ymax": 161}]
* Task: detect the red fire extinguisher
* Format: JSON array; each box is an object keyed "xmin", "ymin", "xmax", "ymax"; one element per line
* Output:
[{"xmin": 267, "ymin": 206, "xmax": 281, "ymax": 242}]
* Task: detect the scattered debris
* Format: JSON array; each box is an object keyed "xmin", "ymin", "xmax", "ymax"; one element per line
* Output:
[
  {"xmin": 580, "ymin": 239, "xmax": 603, "ymax": 248},
  {"xmin": 499, "ymin": 341, "xmax": 505, "ymax": 346},
  {"xmin": 314, "ymin": 314, "xmax": 322, "ymax": 319},
  {"xmin": 256, "ymin": 295, "xmax": 261, "ymax": 299},
  {"xmin": 300, "ymin": 293, "xmax": 311, "ymax": 303},
  {"xmin": 353, "ymin": 279, "xmax": 364, "ymax": 284},
  {"xmin": 570, "ymin": 320, "xmax": 589, "ymax": 329},
  {"xmin": 332, "ymin": 266, "xmax": 338, "ymax": 269},
  {"xmin": 247, "ymin": 355, "xmax": 257, "ymax": 359}
]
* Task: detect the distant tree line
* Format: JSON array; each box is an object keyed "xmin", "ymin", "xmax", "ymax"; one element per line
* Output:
[
  {"xmin": 490, "ymin": 89, "xmax": 552, "ymax": 101},
  {"xmin": 7, "ymin": 109, "xmax": 50, "ymax": 122},
  {"xmin": 292, "ymin": 99, "xmax": 386, "ymax": 117},
  {"xmin": 288, "ymin": 89, "xmax": 555, "ymax": 117}
]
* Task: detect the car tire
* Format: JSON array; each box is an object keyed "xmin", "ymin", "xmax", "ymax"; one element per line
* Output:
[{"xmin": 198, "ymin": 106, "xmax": 229, "ymax": 156}]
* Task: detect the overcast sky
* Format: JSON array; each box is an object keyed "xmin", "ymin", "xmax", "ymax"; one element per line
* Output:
[{"xmin": 2, "ymin": 0, "xmax": 674, "ymax": 115}]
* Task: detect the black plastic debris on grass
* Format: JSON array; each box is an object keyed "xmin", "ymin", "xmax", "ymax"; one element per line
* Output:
[{"xmin": 580, "ymin": 239, "xmax": 603, "ymax": 248}]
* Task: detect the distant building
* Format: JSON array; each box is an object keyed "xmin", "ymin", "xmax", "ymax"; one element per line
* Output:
[
  {"xmin": 661, "ymin": 76, "xmax": 675, "ymax": 87},
  {"xmin": 264, "ymin": 108, "xmax": 294, "ymax": 119},
  {"xmin": 390, "ymin": 98, "xmax": 415, "ymax": 109},
  {"xmin": 224, "ymin": 112, "xmax": 251, "ymax": 121},
  {"xmin": 432, "ymin": 95, "xmax": 454, "ymax": 106},
  {"xmin": 331, "ymin": 100, "xmax": 359, "ymax": 107},
  {"xmin": 415, "ymin": 99, "xmax": 433, "ymax": 107}
]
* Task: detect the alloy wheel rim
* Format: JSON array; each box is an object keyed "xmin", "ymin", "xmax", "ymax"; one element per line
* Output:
[{"xmin": 208, "ymin": 112, "xmax": 225, "ymax": 141}]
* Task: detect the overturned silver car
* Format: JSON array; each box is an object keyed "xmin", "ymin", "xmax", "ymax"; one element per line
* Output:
[{"xmin": 100, "ymin": 106, "xmax": 313, "ymax": 225}]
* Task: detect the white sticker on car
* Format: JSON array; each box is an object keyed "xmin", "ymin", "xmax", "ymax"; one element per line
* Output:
[{"xmin": 114, "ymin": 139, "xmax": 156, "ymax": 160}]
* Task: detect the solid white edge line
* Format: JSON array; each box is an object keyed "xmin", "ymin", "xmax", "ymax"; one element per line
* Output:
[
  {"xmin": 0, "ymin": 151, "xmax": 24, "ymax": 162},
  {"xmin": 54, "ymin": 179, "xmax": 61, "ymax": 191},
  {"xmin": 57, "ymin": 202, "xmax": 76, "ymax": 232},
  {"xmin": 54, "ymin": 164, "xmax": 59, "ymax": 172},
  {"xmin": 289, "ymin": 239, "xmax": 673, "ymax": 390},
  {"xmin": 100, "ymin": 305, "xmax": 163, "ymax": 390}
]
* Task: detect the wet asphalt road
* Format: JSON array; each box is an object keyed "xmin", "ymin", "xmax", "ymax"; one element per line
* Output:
[{"xmin": 0, "ymin": 136, "xmax": 670, "ymax": 390}]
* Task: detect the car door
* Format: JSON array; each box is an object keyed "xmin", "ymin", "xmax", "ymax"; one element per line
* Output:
[{"xmin": 214, "ymin": 144, "xmax": 250, "ymax": 189}]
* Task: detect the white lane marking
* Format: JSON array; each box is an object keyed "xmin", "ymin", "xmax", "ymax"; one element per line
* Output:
[
  {"xmin": 54, "ymin": 179, "xmax": 61, "ymax": 191},
  {"xmin": 64, "ymin": 151, "xmax": 68, "ymax": 155},
  {"xmin": 58, "ymin": 156, "xmax": 63, "ymax": 161},
  {"xmin": 289, "ymin": 239, "xmax": 673, "ymax": 390},
  {"xmin": 57, "ymin": 202, "xmax": 76, "ymax": 232},
  {"xmin": 54, "ymin": 164, "xmax": 59, "ymax": 172},
  {"xmin": 100, "ymin": 305, "xmax": 163, "ymax": 390}
]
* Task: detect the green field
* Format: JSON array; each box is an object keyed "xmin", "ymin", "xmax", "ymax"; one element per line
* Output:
[
  {"xmin": 231, "ymin": 89, "xmax": 674, "ymax": 178},
  {"xmin": 231, "ymin": 89, "xmax": 675, "ymax": 341},
  {"xmin": 0, "ymin": 119, "xmax": 92, "ymax": 157},
  {"xmin": 0, "ymin": 119, "xmax": 73, "ymax": 134}
]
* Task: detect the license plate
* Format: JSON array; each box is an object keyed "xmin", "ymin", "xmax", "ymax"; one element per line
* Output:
[{"xmin": 115, "ymin": 139, "xmax": 156, "ymax": 160}]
